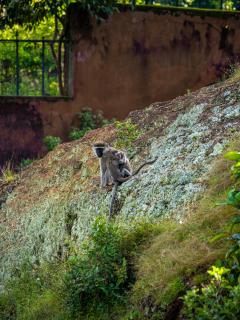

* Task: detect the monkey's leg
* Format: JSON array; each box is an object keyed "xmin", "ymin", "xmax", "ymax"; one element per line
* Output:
[{"xmin": 109, "ymin": 182, "xmax": 119, "ymax": 219}]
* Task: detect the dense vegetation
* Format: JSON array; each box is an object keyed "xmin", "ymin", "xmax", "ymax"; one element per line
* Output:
[{"xmin": 0, "ymin": 145, "xmax": 240, "ymax": 319}]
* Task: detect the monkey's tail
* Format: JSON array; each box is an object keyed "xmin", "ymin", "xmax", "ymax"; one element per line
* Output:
[
  {"xmin": 109, "ymin": 182, "xmax": 119, "ymax": 219},
  {"xmin": 132, "ymin": 157, "xmax": 158, "ymax": 176},
  {"xmin": 116, "ymin": 157, "xmax": 158, "ymax": 183}
]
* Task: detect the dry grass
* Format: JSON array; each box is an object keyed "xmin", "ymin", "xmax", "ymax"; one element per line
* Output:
[
  {"xmin": 0, "ymin": 161, "xmax": 16, "ymax": 184},
  {"xmin": 129, "ymin": 142, "xmax": 240, "ymax": 313},
  {"xmin": 224, "ymin": 64, "xmax": 240, "ymax": 84}
]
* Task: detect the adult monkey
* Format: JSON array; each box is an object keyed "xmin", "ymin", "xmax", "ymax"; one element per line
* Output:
[
  {"xmin": 93, "ymin": 142, "xmax": 132, "ymax": 187},
  {"xmin": 93, "ymin": 142, "xmax": 157, "ymax": 217}
]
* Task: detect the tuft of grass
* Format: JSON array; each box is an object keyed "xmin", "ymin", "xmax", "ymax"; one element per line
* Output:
[
  {"xmin": 226, "ymin": 64, "xmax": 240, "ymax": 83},
  {"xmin": 0, "ymin": 161, "xmax": 16, "ymax": 183},
  {"xmin": 0, "ymin": 262, "xmax": 68, "ymax": 320}
]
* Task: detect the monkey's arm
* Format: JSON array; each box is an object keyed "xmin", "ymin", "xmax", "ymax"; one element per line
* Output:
[{"xmin": 100, "ymin": 158, "xmax": 108, "ymax": 187}]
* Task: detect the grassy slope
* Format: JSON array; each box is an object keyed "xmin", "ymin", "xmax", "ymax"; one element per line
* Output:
[
  {"xmin": 1, "ymin": 144, "xmax": 238, "ymax": 320},
  {"xmin": 1, "ymin": 74, "xmax": 240, "ymax": 319},
  {"xmin": 120, "ymin": 140, "xmax": 240, "ymax": 319}
]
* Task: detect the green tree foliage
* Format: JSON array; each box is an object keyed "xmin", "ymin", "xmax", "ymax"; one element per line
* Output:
[
  {"xmin": 0, "ymin": 1, "xmax": 119, "ymax": 30},
  {"xmin": 0, "ymin": 1, "xmax": 119, "ymax": 96}
]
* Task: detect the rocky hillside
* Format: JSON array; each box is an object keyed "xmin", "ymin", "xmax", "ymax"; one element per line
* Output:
[{"xmin": 1, "ymin": 76, "xmax": 240, "ymax": 283}]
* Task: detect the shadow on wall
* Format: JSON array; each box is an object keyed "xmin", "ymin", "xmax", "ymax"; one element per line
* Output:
[{"xmin": 0, "ymin": 100, "xmax": 44, "ymax": 166}]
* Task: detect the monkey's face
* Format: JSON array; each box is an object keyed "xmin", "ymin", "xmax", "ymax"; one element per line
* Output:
[
  {"xmin": 93, "ymin": 143, "xmax": 108, "ymax": 158},
  {"xmin": 93, "ymin": 146, "xmax": 105, "ymax": 158}
]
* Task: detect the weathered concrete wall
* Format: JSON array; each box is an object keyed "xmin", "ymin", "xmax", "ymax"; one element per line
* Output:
[
  {"xmin": 71, "ymin": 7, "xmax": 240, "ymax": 118},
  {"xmin": 1, "ymin": 6, "xmax": 240, "ymax": 164}
]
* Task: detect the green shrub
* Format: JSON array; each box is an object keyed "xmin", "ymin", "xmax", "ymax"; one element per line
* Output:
[
  {"xmin": 182, "ymin": 266, "xmax": 240, "ymax": 320},
  {"xmin": 68, "ymin": 108, "xmax": 112, "ymax": 141},
  {"xmin": 65, "ymin": 217, "xmax": 129, "ymax": 318},
  {"xmin": 0, "ymin": 216, "xmax": 164, "ymax": 320},
  {"xmin": 43, "ymin": 135, "xmax": 61, "ymax": 151},
  {"xmin": 20, "ymin": 158, "xmax": 33, "ymax": 168},
  {"xmin": 68, "ymin": 128, "xmax": 86, "ymax": 141},
  {"xmin": 64, "ymin": 217, "xmax": 166, "ymax": 319}
]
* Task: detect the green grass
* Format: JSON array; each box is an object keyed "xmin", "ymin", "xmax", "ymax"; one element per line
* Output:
[
  {"xmin": 122, "ymin": 142, "xmax": 240, "ymax": 318},
  {"xmin": 1, "ymin": 140, "xmax": 240, "ymax": 319}
]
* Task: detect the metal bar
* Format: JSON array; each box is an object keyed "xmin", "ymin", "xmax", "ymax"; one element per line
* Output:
[
  {"xmin": 16, "ymin": 31, "xmax": 19, "ymax": 96},
  {"xmin": 0, "ymin": 35, "xmax": 70, "ymax": 97},
  {"xmin": 42, "ymin": 37, "xmax": 45, "ymax": 95}
]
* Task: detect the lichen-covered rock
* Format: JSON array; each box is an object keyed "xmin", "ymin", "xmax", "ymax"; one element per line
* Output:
[{"xmin": 1, "ymin": 78, "xmax": 240, "ymax": 283}]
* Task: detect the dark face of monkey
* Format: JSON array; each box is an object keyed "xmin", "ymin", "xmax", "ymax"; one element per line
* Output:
[
  {"xmin": 94, "ymin": 147, "xmax": 104, "ymax": 158},
  {"xmin": 93, "ymin": 143, "xmax": 107, "ymax": 158}
]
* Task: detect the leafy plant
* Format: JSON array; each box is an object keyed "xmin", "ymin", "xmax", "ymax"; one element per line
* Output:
[
  {"xmin": 43, "ymin": 135, "xmax": 62, "ymax": 151},
  {"xmin": 182, "ymin": 266, "xmax": 240, "ymax": 320},
  {"xmin": 114, "ymin": 119, "xmax": 141, "ymax": 151},
  {"xmin": 68, "ymin": 107, "xmax": 112, "ymax": 140},
  {"xmin": 224, "ymin": 151, "xmax": 240, "ymax": 178},
  {"xmin": 20, "ymin": 158, "xmax": 33, "ymax": 169},
  {"xmin": 68, "ymin": 128, "xmax": 86, "ymax": 141}
]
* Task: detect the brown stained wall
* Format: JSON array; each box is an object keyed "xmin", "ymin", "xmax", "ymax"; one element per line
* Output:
[
  {"xmin": 72, "ymin": 8, "xmax": 240, "ymax": 118},
  {"xmin": 1, "ymin": 7, "xmax": 240, "ymax": 164}
]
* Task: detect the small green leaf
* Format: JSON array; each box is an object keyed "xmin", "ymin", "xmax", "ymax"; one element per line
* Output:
[
  {"xmin": 210, "ymin": 233, "xmax": 228, "ymax": 243},
  {"xmin": 224, "ymin": 151, "xmax": 240, "ymax": 161}
]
